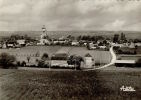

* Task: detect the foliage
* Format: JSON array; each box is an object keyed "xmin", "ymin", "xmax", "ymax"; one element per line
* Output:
[
  {"xmin": 27, "ymin": 56, "xmax": 30, "ymax": 62},
  {"xmin": 37, "ymin": 60, "xmax": 49, "ymax": 68},
  {"xmin": 67, "ymin": 55, "xmax": 84, "ymax": 70},
  {"xmin": 21, "ymin": 61, "xmax": 26, "ymax": 67},
  {"xmin": 41, "ymin": 53, "xmax": 49, "ymax": 61},
  {"xmin": 120, "ymin": 32, "xmax": 126, "ymax": 42},
  {"xmin": 0, "ymin": 53, "xmax": 16, "ymax": 68},
  {"xmin": 113, "ymin": 34, "xmax": 119, "ymax": 43},
  {"xmin": 136, "ymin": 58, "xmax": 141, "ymax": 67}
]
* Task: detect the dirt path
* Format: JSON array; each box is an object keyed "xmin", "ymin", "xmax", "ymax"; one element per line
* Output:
[{"xmin": 85, "ymin": 46, "xmax": 116, "ymax": 71}]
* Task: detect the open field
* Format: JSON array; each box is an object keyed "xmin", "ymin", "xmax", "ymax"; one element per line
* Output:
[
  {"xmin": 0, "ymin": 69, "xmax": 141, "ymax": 100},
  {"xmin": 117, "ymin": 46, "xmax": 141, "ymax": 61},
  {"xmin": 118, "ymin": 46, "xmax": 141, "ymax": 55},
  {"xmin": 0, "ymin": 46, "xmax": 111, "ymax": 64},
  {"xmin": 117, "ymin": 55, "xmax": 141, "ymax": 61}
]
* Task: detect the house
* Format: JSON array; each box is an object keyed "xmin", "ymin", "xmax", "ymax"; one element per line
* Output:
[
  {"xmin": 7, "ymin": 42, "xmax": 15, "ymax": 48},
  {"xmin": 17, "ymin": 39, "xmax": 26, "ymax": 47},
  {"xmin": 71, "ymin": 40, "xmax": 79, "ymax": 46},
  {"xmin": 39, "ymin": 39, "xmax": 50, "ymax": 45},
  {"xmin": 112, "ymin": 43, "xmax": 124, "ymax": 47},
  {"xmin": 84, "ymin": 53, "xmax": 94, "ymax": 69},
  {"xmin": 115, "ymin": 60, "xmax": 136, "ymax": 67},
  {"xmin": 51, "ymin": 53, "xmax": 69, "ymax": 67},
  {"xmin": 88, "ymin": 42, "xmax": 97, "ymax": 49},
  {"xmin": 51, "ymin": 47, "xmax": 71, "ymax": 67},
  {"xmin": 99, "ymin": 46, "xmax": 106, "ymax": 49}
]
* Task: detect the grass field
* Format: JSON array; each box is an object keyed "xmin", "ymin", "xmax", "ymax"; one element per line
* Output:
[
  {"xmin": 0, "ymin": 46, "xmax": 111, "ymax": 64},
  {"xmin": 119, "ymin": 46, "xmax": 141, "ymax": 55},
  {"xmin": 0, "ymin": 69, "xmax": 141, "ymax": 100}
]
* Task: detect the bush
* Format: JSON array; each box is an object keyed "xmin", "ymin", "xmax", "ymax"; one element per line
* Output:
[
  {"xmin": 21, "ymin": 61, "xmax": 26, "ymax": 67},
  {"xmin": 41, "ymin": 53, "xmax": 49, "ymax": 61},
  {"xmin": 37, "ymin": 60, "xmax": 49, "ymax": 68},
  {"xmin": 136, "ymin": 58, "xmax": 141, "ymax": 67},
  {"xmin": 0, "ymin": 53, "xmax": 16, "ymax": 68},
  {"xmin": 67, "ymin": 55, "xmax": 84, "ymax": 70},
  {"xmin": 17, "ymin": 61, "xmax": 21, "ymax": 66}
]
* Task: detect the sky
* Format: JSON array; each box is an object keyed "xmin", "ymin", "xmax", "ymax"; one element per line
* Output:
[{"xmin": 0, "ymin": 0, "xmax": 141, "ymax": 31}]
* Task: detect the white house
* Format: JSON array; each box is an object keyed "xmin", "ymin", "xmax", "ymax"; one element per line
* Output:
[
  {"xmin": 71, "ymin": 40, "xmax": 79, "ymax": 46},
  {"xmin": 17, "ymin": 39, "xmax": 26, "ymax": 46},
  {"xmin": 84, "ymin": 53, "xmax": 94, "ymax": 69},
  {"xmin": 39, "ymin": 39, "xmax": 50, "ymax": 45}
]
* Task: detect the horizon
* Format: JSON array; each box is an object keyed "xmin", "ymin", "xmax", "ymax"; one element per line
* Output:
[{"xmin": 0, "ymin": 30, "xmax": 141, "ymax": 40}]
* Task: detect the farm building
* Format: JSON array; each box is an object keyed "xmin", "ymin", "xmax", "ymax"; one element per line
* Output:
[
  {"xmin": 51, "ymin": 53, "xmax": 69, "ymax": 67},
  {"xmin": 17, "ymin": 39, "xmax": 26, "ymax": 46},
  {"xmin": 50, "ymin": 47, "xmax": 70, "ymax": 67},
  {"xmin": 71, "ymin": 40, "xmax": 79, "ymax": 46},
  {"xmin": 84, "ymin": 53, "xmax": 94, "ymax": 69},
  {"xmin": 115, "ymin": 60, "xmax": 136, "ymax": 67},
  {"xmin": 115, "ymin": 55, "xmax": 141, "ymax": 67}
]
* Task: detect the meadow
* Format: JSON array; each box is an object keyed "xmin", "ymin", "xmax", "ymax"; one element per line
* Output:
[
  {"xmin": 0, "ymin": 69, "xmax": 141, "ymax": 100},
  {"xmin": 0, "ymin": 46, "xmax": 111, "ymax": 64},
  {"xmin": 117, "ymin": 46, "xmax": 141, "ymax": 61}
]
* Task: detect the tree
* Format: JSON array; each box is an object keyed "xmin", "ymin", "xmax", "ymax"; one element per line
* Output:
[
  {"xmin": 0, "ymin": 53, "xmax": 16, "ymax": 68},
  {"xmin": 120, "ymin": 32, "xmax": 126, "ymax": 43},
  {"xmin": 21, "ymin": 61, "xmax": 26, "ymax": 67},
  {"xmin": 113, "ymin": 34, "xmax": 119, "ymax": 43},
  {"xmin": 135, "ymin": 58, "xmax": 141, "ymax": 67},
  {"xmin": 27, "ymin": 56, "xmax": 30, "ymax": 63},
  {"xmin": 67, "ymin": 55, "xmax": 84, "ymax": 70},
  {"xmin": 134, "ymin": 45, "xmax": 138, "ymax": 54},
  {"xmin": 41, "ymin": 53, "xmax": 49, "ymax": 61},
  {"xmin": 77, "ymin": 35, "xmax": 82, "ymax": 41}
]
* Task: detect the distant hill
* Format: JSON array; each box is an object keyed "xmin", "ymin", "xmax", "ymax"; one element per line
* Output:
[{"xmin": 0, "ymin": 31, "xmax": 141, "ymax": 39}]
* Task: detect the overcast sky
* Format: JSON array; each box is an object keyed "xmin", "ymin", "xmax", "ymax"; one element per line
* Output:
[{"xmin": 0, "ymin": 0, "xmax": 141, "ymax": 31}]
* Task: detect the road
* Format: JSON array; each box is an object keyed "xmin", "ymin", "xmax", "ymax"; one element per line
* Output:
[{"xmin": 85, "ymin": 46, "xmax": 116, "ymax": 71}]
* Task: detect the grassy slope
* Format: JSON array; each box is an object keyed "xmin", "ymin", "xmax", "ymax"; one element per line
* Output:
[{"xmin": 0, "ymin": 69, "xmax": 141, "ymax": 100}]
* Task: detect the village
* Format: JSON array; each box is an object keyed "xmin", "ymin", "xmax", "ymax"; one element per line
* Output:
[
  {"xmin": 0, "ymin": 26, "xmax": 141, "ymax": 70},
  {"xmin": 1, "ymin": 0, "xmax": 141, "ymax": 99}
]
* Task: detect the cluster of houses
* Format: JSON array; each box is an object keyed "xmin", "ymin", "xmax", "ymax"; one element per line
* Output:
[
  {"xmin": 0, "ymin": 39, "xmax": 26, "ymax": 49},
  {"xmin": 0, "ymin": 26, "xmax": 141, "ymax": 68},
  {"xmin": 1, "ymin": 26, "xmax": 141, "ymax": 51}
]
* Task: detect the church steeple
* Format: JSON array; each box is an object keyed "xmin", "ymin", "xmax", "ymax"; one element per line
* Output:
[{"xmin": 42, "ymin": 25, "xmax": 46, "ymax": 33}]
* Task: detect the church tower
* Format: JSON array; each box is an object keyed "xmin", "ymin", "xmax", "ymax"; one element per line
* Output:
[
  {"xmin": 42, "ymin": 25, "xmax": 46, "ymax": 33},
  {"xmin": 41, "ymin": 25, "xmax": 47, "ymax": 39},
  {"xmin": 39, "ymin": 25, "xmax": 50, "ymax": 45}
]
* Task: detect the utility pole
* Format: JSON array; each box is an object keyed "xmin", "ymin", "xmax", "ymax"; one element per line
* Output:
[{"xmin": 49, "ymin": 57, "xmax": 51, "ymax": 71}]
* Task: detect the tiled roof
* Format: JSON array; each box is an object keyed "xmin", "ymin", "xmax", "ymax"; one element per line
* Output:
[{"xmin": 85, "ymin": 53, "xmax": 92, "ymax": 57}]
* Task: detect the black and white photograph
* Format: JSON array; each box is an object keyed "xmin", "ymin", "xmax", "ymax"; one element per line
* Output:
[{"xmin": 0, "ymin": 0, "xmax": 141, "ymax": 99}]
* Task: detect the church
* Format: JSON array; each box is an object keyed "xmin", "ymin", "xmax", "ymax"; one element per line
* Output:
[{"xmin": 37, "ymin": 25, "xmax": 50, "ymax": 45}]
